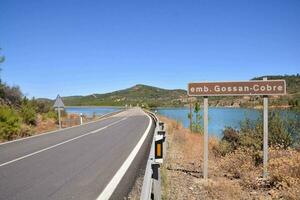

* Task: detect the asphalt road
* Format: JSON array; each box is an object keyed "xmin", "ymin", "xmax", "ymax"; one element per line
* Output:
[{"xmin": 0, "ymin": 108, "xmax": 154, "ymax": 200}]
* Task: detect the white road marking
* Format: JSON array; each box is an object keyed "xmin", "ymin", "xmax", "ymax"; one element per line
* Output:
[
  {"xmin": 96, "ymin": 112, "xmax": 152, "ymax": 200},
  {"xmin": 0, "ymin": 117, "xmax": 127, "ymax": 167}
]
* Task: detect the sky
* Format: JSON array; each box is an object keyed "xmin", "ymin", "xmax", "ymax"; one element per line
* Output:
[{"xmin": 0, "ymin": 0, "xmax": 299, "ymax": 99}]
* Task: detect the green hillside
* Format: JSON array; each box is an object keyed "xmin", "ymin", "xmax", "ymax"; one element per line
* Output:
[
  {"xmin": 56, "ymin": 75, "xmax": 300, "ymax": 108},
  {"xmin": 62, "ymin": 84, "xmax": 187, "ymax": 107}
]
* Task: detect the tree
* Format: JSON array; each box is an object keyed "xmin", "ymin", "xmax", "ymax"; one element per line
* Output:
[
  {"xmin": 192, "ymin": 102, "xmax": 203, "ymax": 133},
  {"xmin": 188, "ymin": 112, "xmax": 192, "ymax": 130},
  {"xmin": 1, "ymin": 85, "xmax": 23, "ymax": 106},
  {"xmin": 0, "ymin": 48, "xmax": 5, "ymax": 85},
  {"xmin": 0, "ymin": 48, "xmax": 4, "ymax": 64}
]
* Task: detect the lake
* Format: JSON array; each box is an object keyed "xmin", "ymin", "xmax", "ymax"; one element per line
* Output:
[
  {"xmin": 65, "ymin": 106, "xmax": 297, "ymax": 138},
  {"xmin": 65, "ymin": 107, "xmax": 121, "ymax": 117},
  {"xmin": 154, "ymin": 107, "xmax": 260, "ymax": 137},
  {"xmin": 154, "ymin": 107, "xmax": 298, "ymax": 138}
]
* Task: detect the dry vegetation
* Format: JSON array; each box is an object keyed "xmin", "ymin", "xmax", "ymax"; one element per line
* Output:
[
  {"xmin": 160, "ymin": 115, "xmax": 300, "ymax": 200},
  {"xmin": 30, "ymin": 114, "xmax": 95, "ymax": 139}
]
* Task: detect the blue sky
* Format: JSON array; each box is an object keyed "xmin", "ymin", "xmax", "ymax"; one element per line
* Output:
[{"xmin": 0, "ymin": 0, "xmax": 299, "ymax": 99}]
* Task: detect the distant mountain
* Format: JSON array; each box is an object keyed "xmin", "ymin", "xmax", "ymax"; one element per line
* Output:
[
  {"xmin": 62, "ymin": 84, "xmax": 188, "ymax": 107},
  {"xmin": 40, "ymin": 75, "xmax": 300, "ymax": 108}
]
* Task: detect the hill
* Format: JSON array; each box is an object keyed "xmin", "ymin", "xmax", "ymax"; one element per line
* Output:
[
  {"xmin": 62, "ymin": 84, "xmax": 187, "ymax": 107},
  {"xmin": 49, "ymin": 74, "xmax": 300, "ymax": 108}
]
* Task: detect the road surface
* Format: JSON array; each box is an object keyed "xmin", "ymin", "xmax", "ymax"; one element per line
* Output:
[{"xmin": 0, "ymin": 108, "xmax": 154, "ymax": 200}]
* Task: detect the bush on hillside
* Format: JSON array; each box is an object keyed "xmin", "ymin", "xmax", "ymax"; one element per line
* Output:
[{"xmin": 0, "ymin": 106, "xmax": 21, "ymax": 141}]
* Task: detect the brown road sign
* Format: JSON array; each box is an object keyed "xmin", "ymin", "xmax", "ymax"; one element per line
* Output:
[{"xmin": 188, "ymin": 80, "xmax": 286, "ymax": 96}]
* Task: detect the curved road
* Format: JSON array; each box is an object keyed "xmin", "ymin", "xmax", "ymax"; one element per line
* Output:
[{"xmin": 0, "ymin": 108, "xmax": 154, "ymax": 200}]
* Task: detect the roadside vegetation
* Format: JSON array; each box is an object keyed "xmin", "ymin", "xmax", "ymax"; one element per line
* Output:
[
  {"xmin": 162, "ymin": 99, "xmax": 300, "ymax": 199},
  {"xmin": 161, "ymin": 107, "xmax": 300, "ymax": 199},
  {"xmin": 0, "ymin": 55, "xmax": 58, "ymax": 142}
]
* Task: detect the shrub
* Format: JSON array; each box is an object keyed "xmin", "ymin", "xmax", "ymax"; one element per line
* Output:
[
  {"xmin": 214, "ymin": 140, "xmax": 233, "ymax": 156},
  {"xmin": 20, "ymin": 98, "xmax": 37, "ymax": 125},
  {"xmin": 269, "ymin": 112, "xmax": 292, "ymax": 148},
  {"xmin": 285, "ymin": 113, "xmax": 300, "ymax": 147},
  {"xmin": 238, "ymin": 112, "xmax": 293, "ymax": 150},
  {"xmin": 217, "ymin": 111, "xmax": 295, "ymax": 166},
  {"xmin": 0, "ymin": 105, "xmax": 21, "ymax": 141},
  {"xmin": 20, "ymin": 124, "xmax": 34, "ymax": 137},
  {"xmin": 42, "ymin": 110, "xmax": 57, "ymax": 121},
  {"xmin": 35, "ymin": 100, "xmax": 52, "ymax": 113},
  {"xmin": 239, "ymin": 131, "xmax": 262, "ymax": 151},
  {"xmin": 223, "ymin": 127, "xmax": 240, "ymax": 148}
]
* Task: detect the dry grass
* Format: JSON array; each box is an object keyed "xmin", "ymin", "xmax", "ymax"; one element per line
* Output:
[
  {"xmin": 160, "ymin": 115, "xmax": 300, "ymax": 200},
  {"xmin": 35, "ymin": 113, "xmax": 97, "ymax": 135},
  {"xmin": 35, "ymin": 114, "xmax": 57, "ymax": 134}
]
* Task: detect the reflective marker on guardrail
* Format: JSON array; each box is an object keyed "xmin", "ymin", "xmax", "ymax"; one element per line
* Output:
[{"xmin": 155, "ymin": 135, "xmax": 164, "ymax": 164}]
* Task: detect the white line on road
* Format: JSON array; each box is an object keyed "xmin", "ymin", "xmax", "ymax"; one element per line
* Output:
[
  {"xmin": 0, "ymin": 117, "xmax": 127, "ymax": 168},
  {"xmin": 96, "ymin": 112, "xmax": 152, "ymax": 200}
]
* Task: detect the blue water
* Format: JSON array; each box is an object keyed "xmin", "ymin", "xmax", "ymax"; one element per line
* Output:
[
  {"xmin": 65, "ymin": 107, "xmax": 121, "ymax": 117},
  {"xmin": 65, "ymin": 106, "xmax": 298, "ymax": 138},
  {"xmin": 154, "ymin": 107, "xmax": 298, "ymax": 138},
  {"xmin": 154, "ymin": 107, "xmax": 259, "ymax": 137}
]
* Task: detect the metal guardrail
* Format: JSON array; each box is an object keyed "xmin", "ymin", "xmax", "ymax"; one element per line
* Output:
[{"xmin": 141, "ymin": 110, "xmax": 166, "ymax": 200}]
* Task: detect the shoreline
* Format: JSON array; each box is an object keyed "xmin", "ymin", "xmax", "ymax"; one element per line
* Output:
[
  {"xmin": 63, "ymin": 104, "xmax": 298, "ymax": 112},
  {"xmin": 152, "ymin": 105, "xmax": 294, "ymax": 110},
  {"xmin": 65, "ymin": 105, "xmax": 125, "ymax": 108}
]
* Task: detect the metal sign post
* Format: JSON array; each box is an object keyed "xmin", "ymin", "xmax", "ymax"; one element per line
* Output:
[
  {"xmin": 189, "ymin": 98, "xmax": 193, "ymax": 132},
  {"xmin": 53, "ymin": 95, "xmax": 65, "ymax": 129},
  {"xmin": 203, "ymin": 97, "xmax": 208, "ymax": 180},
  {"xmin": 58, "ymin": 108, "xmax": 62, "ymax": 129},
  {"xmin": 263, "ymin": 77, "xmax": 268, "ymax": 178}
]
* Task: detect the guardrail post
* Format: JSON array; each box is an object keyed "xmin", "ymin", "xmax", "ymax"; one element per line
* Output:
[
  {"xmin": 158, "ymin": 122, "xmax": 164, "ymax": 131},
  {"xmin": 152, "ymin": 164, "xmax": 161, "ymax": 200}
]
